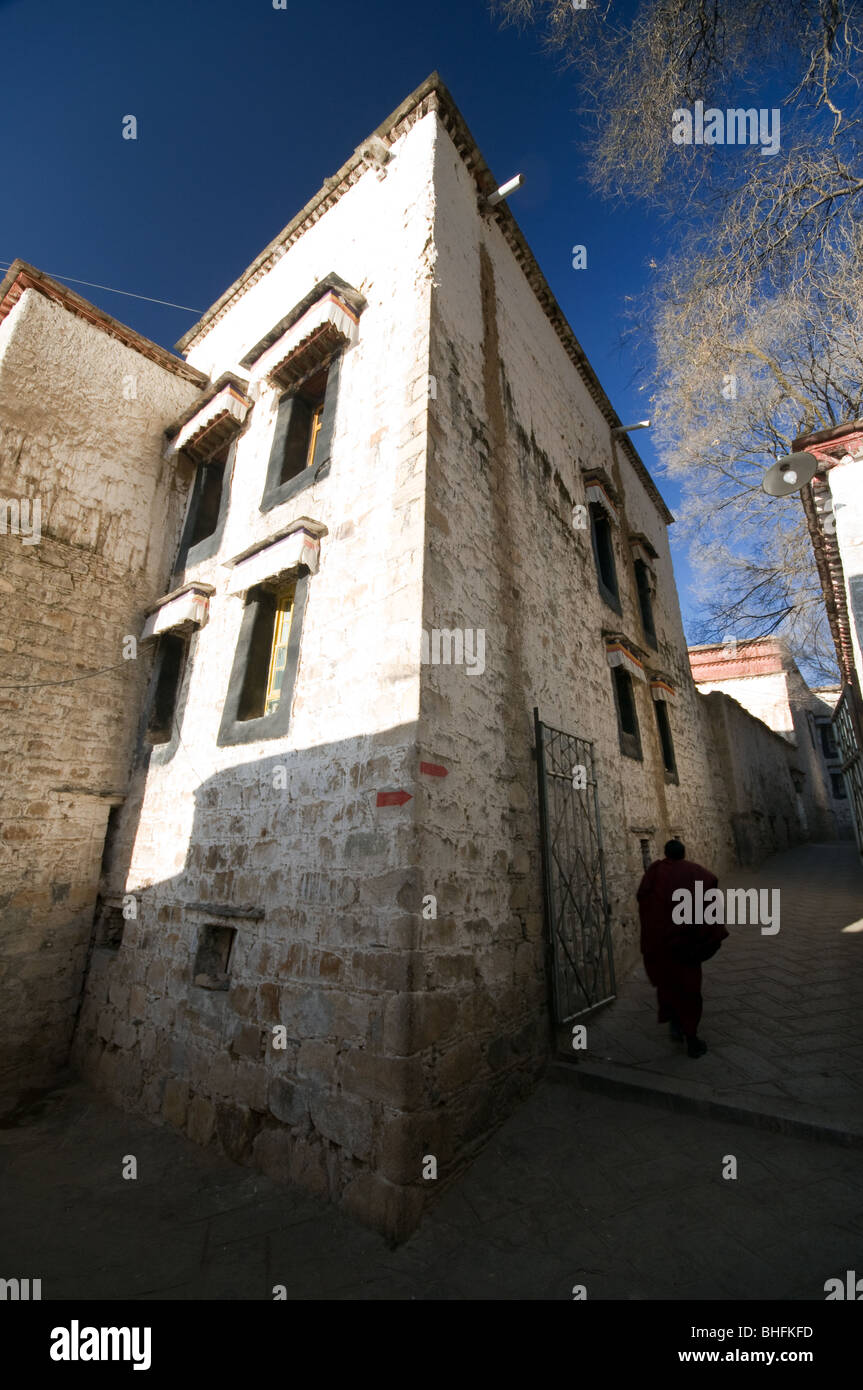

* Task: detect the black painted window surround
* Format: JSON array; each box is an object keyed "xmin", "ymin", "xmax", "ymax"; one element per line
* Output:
[
  {"xmin": 174, "ymin": 440, "xmax": 236, "ymax": 574},
  {"xmin": 590, "ymin": 503, "xmax": 621, "ymax": 615},
  {"xmin": 147, "ymin": 632, "xmax": 187, "ymax": 745},
  {"xmin": 260, "ymin": 353, "xmax": 343, "ymax": 513},
  {"xmin": 611, "ymin": 664, "xmax": 642, "ymax": 760},
  {"xmin": 634, "ymin": 558, "xmax": 657, "ymax": 647},
  {"xmin": 654, "ymin": 697, "xmax": 678, "ymax": 780},
  {"xmin": 217, "ymin": 574, "xmax": 310, "ymax": 747}
]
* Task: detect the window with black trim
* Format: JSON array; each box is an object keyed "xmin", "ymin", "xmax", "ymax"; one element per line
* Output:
[
  {"xmin": 654, "ymin": 698, "xmax": 677, "ymax": 778},
  {"xmin": 590, "ymin": 503, "xmax": 620, "ymax": 610},
  {"xmin": 817, "ymin": 720, "xmax": 839, "ymax": 761},
  {"xmin": 175, "ymin": 439, "xmax": 234, "ymax": 571},
  {"xmin": 635, "ymin": 558, "xmax": 657, "ymax": 646},
  {"xmin": 261, "ymin": 355, "xmax": 342, "ymax": 512},
  {"xmin": 188, "ymin": 459, "xmax": 226, "ymax": 546},
  {"xmin": 217, "ymin": 573, "xmax": 309, "ymax": 746},
  {"xmin": 236, "ymin": 584, "xmax": 295, "ymax": 723},
  {"xmin": 147, "ymin": 633, "xmax": 187, "ymax": 744},
  {"xmin": 274, "ymin": 369, "xmax": 327, "ymax": 487},
  {"xmin": 830, "ymin": 772, "xmax": 847, "ymax": 799},
  {"xmin": 611, "ymin": 665, "xmax": 642, "ymax": 759}
]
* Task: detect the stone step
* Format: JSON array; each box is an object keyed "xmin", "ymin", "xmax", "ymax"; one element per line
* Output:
[{"xmin": 549, "ymin": 1057, "xmax": 863, "ymax": 1150}]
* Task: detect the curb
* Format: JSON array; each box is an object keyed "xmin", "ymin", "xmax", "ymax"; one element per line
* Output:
[{"xmin": 549, "ymin": 1057, "xmax": 863, "ymax": 1150}]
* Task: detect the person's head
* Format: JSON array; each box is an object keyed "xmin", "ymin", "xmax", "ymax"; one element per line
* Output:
[{"xmin": 664, "ymin": 838, "xmax": 685, "ymax": 861}]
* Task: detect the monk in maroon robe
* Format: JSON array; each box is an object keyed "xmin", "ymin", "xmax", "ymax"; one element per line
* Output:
[{"xmin": 636, "ymin": 839, "xmax": 728, "ymax": 1058}]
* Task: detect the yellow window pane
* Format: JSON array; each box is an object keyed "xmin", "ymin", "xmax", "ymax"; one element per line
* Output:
[
  {"xmin": 264, "ymin": 594, "xmax": 294, "ymax": 715},
  {"xmin": 306, "ymin": 403, "xmax": 324, "ymax": 470}
]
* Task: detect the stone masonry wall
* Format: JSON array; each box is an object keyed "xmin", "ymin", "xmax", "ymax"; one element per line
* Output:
[
  {"xmin": 72, "ymin": 111, "xmax": 438, "ymax": 1240},
  {"xmin": 693, "ymin": 642, "xmax": 839, "ymax": 842},
  {"xmin": 0, "ymin": 287, "xmax": 201, "ymax": 1100},
  {"xmin": 409, "ymin": 112, "xmax": 809, "ymax": 1148},
  {"xmin": 699, "ymin": 691, "xmax": 809, "ymax": 865},
  {"xmin": 63, "ymin": 97, "xmax": 818, "ymax": 1239}
]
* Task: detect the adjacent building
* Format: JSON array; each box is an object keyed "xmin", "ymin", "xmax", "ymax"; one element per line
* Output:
[
  {"xmin": 0, "ymin": 265, "xmax": 205, "ymax": 1100},
  {"xmin": 689, "ymin": 636, "xmax": 850, "ymax": 841},
  {"xmin": 792, "ymin": 420, "xmax": 863, "ymax": 850}
]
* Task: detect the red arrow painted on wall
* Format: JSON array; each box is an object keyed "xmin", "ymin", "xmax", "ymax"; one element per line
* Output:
[
  {"xmin": 419, "ymin": 761, "xmax": 448, "ymax": 778},
  {"xmin": 376, "ymin": 789, "xmax": 412, "ymax": 807}
]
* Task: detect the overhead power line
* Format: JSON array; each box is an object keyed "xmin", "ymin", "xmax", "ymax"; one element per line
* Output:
[
  {"xmin": 0, "ymin": 260, "xmax": 202, "ymax": 313},
  {"xmin": 0, "ymin": 659, "xmax": 134, "ymax": 690}
]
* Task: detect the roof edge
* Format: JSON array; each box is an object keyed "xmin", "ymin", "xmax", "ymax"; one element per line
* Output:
[
  {"xmin": 0, "ymin": 261, "xmax": 208, "ymax": 387},
  {"xmin": 175, "ymin": 71, "xmax": 673, "ymax": 524}
]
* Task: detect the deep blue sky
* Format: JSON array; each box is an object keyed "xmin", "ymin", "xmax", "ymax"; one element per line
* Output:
[{"xmin": 0, "ymin": 0, "xmax": 697, "ymax": 621}]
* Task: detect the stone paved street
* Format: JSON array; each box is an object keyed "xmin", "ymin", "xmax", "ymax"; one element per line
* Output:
[
  {"xmin": 570, "ymin": 843, "xmax": 863, "ymax": 1140},
  {"xmin": 2, "ymin": 843, "xmax": 860, "ymax": 1301},
  {"xmin": 1, "ymin": 1069, "xmax": 860, "ymax": 1301}
]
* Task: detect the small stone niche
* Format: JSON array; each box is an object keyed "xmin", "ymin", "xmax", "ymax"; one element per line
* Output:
[{"xmin": 193, "ymin": 924, "xmax": 236, "ymax": 991}]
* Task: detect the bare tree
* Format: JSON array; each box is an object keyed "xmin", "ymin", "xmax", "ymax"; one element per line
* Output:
[
  {"xmin": 653, "ymin": 235, "xmax": 863, "ymax": 678},
  {"xmin": 492, "ymin": 0, "xmax": 863, "ymax": 679}
]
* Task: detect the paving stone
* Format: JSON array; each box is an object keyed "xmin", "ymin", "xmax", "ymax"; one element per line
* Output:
[
  {"xmin": 2, "ymin": 843, "xmax": 862, "ymax": 1302},
  {"xmin": 579, "ymin": 844, "xmax": 863, "ymax": 1136}
]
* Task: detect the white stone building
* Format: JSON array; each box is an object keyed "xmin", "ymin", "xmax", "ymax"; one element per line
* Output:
[{"xmin": 1, "ymin": 74, "xmax": 815, "ymax": 1236}]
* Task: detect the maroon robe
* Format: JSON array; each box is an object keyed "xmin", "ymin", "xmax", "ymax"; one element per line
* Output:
[{"xmin": 636, "ymin": 857, "xmax": 727, "ymax": 1037}]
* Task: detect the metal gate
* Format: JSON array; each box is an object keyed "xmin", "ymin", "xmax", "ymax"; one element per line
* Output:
[
  {"xmin": 832, "ymin": 681, "xmax": 863, "ymax": 853},
  {"xmin": 534, "ymin": 709, "xmax": 616, "ymax": 1023}
]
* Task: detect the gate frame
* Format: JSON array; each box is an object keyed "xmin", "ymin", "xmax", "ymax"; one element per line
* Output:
[{"xmin": 534, "ymin": 708, "xmax": 616, "ymax": 1025}]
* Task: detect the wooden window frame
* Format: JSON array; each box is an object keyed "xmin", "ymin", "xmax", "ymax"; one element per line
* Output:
[
  {"xmin": 175, "ymin": 439, "xmax": 236, "ymax": 574},
  {"xmin": 263, "ymin": 589, "xmax": 295, "ymax": 716},
  {"xmin": 260, "ymin": 354, "xmax": 343, "ymax": 513},
  {"xmin": 146, "ymin": 631, "xmax": 189, "ymax": 746},
  {"xmin": 589, "ymin": 503, "xmax": 621, "ymax": 615},
  {"xmin": 654, "ymin": 697, "xmax": 679, "ymax": 782},
  {"xmin": 217, "ymin": 573, "xmax": 310, "ymax": 747},
  {"xmin": 611, "ymin": 664, "xmax": 642, "ymax": 761},
  {"xmin": 634, "ymin": 557, "xmax": 657, "ymax": 648}
]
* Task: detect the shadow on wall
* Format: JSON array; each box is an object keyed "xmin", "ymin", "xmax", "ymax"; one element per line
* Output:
[{"xmin": 70, "ymin": 719, "xmax": 549, "ymax": 1241}]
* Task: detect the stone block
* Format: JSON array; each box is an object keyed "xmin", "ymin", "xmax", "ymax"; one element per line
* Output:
[
  {"xmin": 296, "ymin": 1041, "xmax": 337, "ymax": 1087},
  {"xmin": 214, "ymin": 1101, "xmax": 261, "ymax": 1164},
  {"xmin": 350, "ymin": 950, "xmax": 424, "ymax": 993},
  {"xmin": 229, "ymin": 983, "xmax": 256, "ymax": 1017},
  {"xmin": 162, "ymin": 1077, "xmax": 188, "ymax": 1130},
  {"xmin": 435, "ymin": 1039, "xmax": 483, "ymax": 1093},
  {"xmin": 341, "ymin": 1048, "xmax": 425, "ymax": 1109},
  {"xmin": 208, "ymin": 1050, "xmax": 236, "ymax": 1098},
  {"xmin": 309, "ymin": 1088, "xmax": 373, "ymax": 1161},
  {"xmin": 251, "ymin": 1124, "xmax": 295, "ymax": 1182},
  {"xmin": 341, "ymin": 1171, "xmax": 425, "ymax": 1243},
  {"xmin": 107, "ymin": 977, "xmax": 130, "ymax": 1012},
  {"xmin": 377, "ymin": 1108, "xmax": 455, "ymax": 1185},
  {"xmin": 288, "ymin": 1136, "xmax": 329, "ymax": 1198},
  {"xmin": 268, "ymin": 1074, "xmax": 309, "ymax": 1126},
  {"xmin": 234, "ymin": 1060, "xmax": 269, "ymax": 1112},
  {"xmin": 258, "ymin": 981, "xmax": 280, "ymax": 1021},
  {"xmin": 128, "ymin": 985, "xmax": 147, "ymax": 1019},
  {"xmin": 230, "ymin": 1024, "xmax": 264, "ymax": 1060},
  {"xmin": 96, "ymin": 1007, "xmax": 114, "ymax": 1043},
  {"xmin": 112, "ymin": 1018, "xmax": 138, "ymax": 1051},
  {"xmin": 186, "ymin": 1094, "xmax": 216, "ymax": 1146},
  {"xmin": 382, "ymin": 990, "xmax": 460, "ymax": 1054}
]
